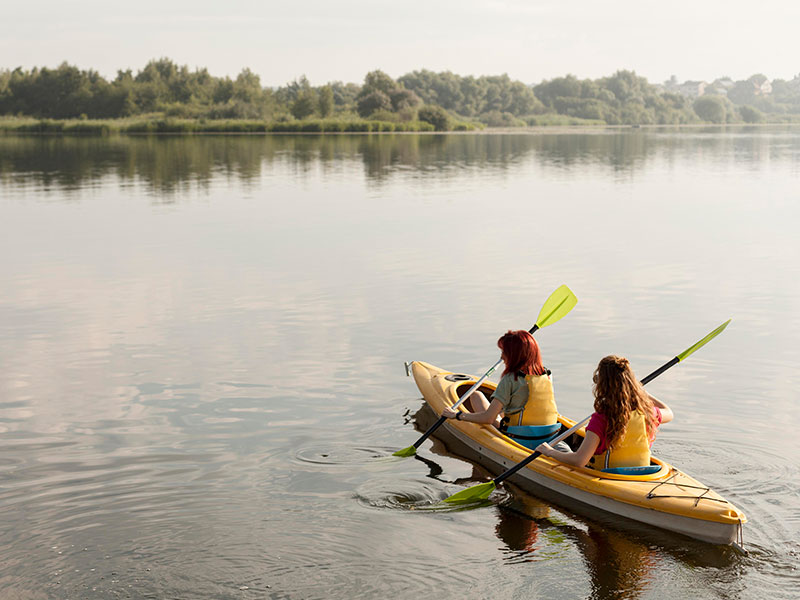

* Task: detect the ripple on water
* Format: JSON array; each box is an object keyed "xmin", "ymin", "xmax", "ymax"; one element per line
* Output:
[
  {"xmin": 662, "ymin": 436, "xmax": 800, "ymax": 598},
  {"xmin": 354, "ymin": 477, "xmax": 494, "ymax": 512},
  {"xmin": 293, "ymin": 444, "xmax": 405, "ymax": 467},
  {"xmin": 702, "ymin": 439, "xmax": 799, "ymax": 538},
  {"xmin": 255, "ymin": 541, "xmax": 461, "ymax": 600}
]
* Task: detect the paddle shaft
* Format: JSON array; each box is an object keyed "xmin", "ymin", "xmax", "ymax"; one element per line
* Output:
[
  {"xmin": 491, "ymin": 355, "xmax": 677, "ymax": 486},
  {"xmin": 410, "ymin": 324, "xmax": 540, "ymax": 450}
]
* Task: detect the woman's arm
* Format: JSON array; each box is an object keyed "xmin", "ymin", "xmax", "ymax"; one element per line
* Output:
[
  {"xmin": 442, "ymin": 398, "xmax": 504, "ymax": 425},
  {"xmin": 536, "ymin": 430, "xmax": 601, "ymax": 468},
  {"xmin": 648, "ymin": 393, "xmax": 673, "ymax": 424}
]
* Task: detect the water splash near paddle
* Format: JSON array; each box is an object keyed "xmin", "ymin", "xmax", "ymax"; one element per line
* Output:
[{"xmin": 354, "ymin": 478, "xmax": 495, "ymax": 512}]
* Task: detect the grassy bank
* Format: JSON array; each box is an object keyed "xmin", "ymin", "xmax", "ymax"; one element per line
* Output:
[
  {"xmin": 0, "ymin": 116, "xmax": 490, "ymax": 134},
  {"xmin": 524, "ymin": 113, "xmax": 607, "ymax": 126},
  {"xmin": 3, "ymin": 115, "xmax": 799, "ymax": 135}
]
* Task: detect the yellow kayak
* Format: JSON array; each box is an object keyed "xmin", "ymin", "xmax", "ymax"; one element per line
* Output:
[{"xmin": 410, "ymin": 360, "xmax": 747, "ymax": 546}]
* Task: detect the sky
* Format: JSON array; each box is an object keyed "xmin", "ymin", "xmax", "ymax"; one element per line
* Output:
[{"xmin": 3, "ymin": 0, "xmax": 799, "ymax": 87}]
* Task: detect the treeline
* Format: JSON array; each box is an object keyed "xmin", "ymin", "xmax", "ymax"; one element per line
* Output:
[
  {"xmin": 532, "ymin": 72, "xmax": 694, "ymax": 125},
  {"xmin": 0, "ymin": 60, "xmax": 466, "ymax": 130},
  {"xmin": 2, "ymin": 59, "xmax": 800, "ymax": 129},
  {"xmin": 688, "ymin": 74, "xmax": 800, "ymax": 124},
  {"xmin": 0, "ymin": 60, "xmax": 277, "ymax": 120}
]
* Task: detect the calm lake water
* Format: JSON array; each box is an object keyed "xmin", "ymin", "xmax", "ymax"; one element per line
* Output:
[{"xmin": 1, "ymin": 129, "xmax": 798, "ymax": 599}]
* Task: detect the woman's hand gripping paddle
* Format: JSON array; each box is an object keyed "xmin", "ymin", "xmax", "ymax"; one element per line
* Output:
[
  {"xmin": 393, "ymin": 284, "xmax": 578, "ymax": 457},
  {"xmin": 442, "ymin": 319, "xmax": 731, "ymax": 503}
]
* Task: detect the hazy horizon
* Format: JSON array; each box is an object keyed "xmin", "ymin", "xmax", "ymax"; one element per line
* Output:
[{"xmin": 3, "ymin": 1, "xmax": 799, "ymax": 87}]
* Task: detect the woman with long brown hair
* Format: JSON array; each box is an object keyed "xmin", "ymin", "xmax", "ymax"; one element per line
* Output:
[
  {"xmin": 536, "ymin": 355, "xmax": 673, "ymax": 469},
  {"xmin": 441, "ymin": 330, "xmax": 557, "ymax": 432}
]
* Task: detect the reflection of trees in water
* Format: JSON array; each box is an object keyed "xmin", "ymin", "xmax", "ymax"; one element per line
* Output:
[
  {"xmin": 0, "ymin": 129, "xmax": 793, "ymax": 194},
  {"xmin": 534, "ymin": 132, "xmax": 652, "ymax": 173}
]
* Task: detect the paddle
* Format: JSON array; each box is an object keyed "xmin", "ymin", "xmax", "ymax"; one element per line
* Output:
[
  {"xmin": 393, "ymin": 284, "xmax": 578, "ymax": 457},
  {"xmin": 442, "ymin": 319, "xmax": 732, "ymax": 503}
]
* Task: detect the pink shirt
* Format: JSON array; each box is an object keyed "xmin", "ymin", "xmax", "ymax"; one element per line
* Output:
[{"xmin": 585, "ymin": 407, "xmax": 662, "ymax": 455}]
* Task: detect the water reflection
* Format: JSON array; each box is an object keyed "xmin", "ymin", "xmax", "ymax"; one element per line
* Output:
[
  {"xmin": 495, "ymin": 485, "xmax": 748, "ymax": 600},
  {"xmin": 494, "ymin": 487, "xmax": 660, "ymax": 598},
  {"xmin": 495, "ymin": 489, "xmax": 550, "ymax": 554},
  {"xmin": 2, "ymin": 127, "xmax": 798, "ymax": 194},
  {"xmin": 1, "ymin": 126, "xmax": 797, "ymax": 599},
  {"xmin": 414, "ymin": 407, "xmax": 744, "ymax": 599}
]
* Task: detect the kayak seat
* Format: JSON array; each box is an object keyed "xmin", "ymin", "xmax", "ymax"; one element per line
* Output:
[
  {"xmin": 601, "ymin": 465, "xmax": 661, "ymax": 476},
  {"xmin": 504, "ymin": 423, "xmax": 561, "ymax": 450}
]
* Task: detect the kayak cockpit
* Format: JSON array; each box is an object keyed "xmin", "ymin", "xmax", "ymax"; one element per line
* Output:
[{"xmin": 452, "ymin": 380, "xmax": 671, "ymax": 482}]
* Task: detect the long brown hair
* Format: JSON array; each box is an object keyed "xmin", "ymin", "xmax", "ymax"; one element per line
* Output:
[
  {"xmin": 592, "ymin": 355, "xmax": 656, "ymax": 449},
  {"xmin": 498, "ymin": 330, "xmax": 546, "ymax": 378}
]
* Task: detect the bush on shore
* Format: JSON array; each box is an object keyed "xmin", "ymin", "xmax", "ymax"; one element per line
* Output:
[{"xmin": 0, "ymin": 117, "xmax": 446, "ymax": 135}]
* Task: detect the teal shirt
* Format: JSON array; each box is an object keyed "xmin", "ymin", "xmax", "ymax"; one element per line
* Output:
[{"xmin": 491, "ymin": 373, "xmax": 530, "ymax": 415}]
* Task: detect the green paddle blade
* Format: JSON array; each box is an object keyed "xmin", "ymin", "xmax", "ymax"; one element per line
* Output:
[
  {"xmin": 536, "ymin": 284, "xmax": 578, "ymax": 330},
  {"xmin": 392, "ymin": 445, "xmax": 417, "ymax": 457},
  {"xmin": 443, "ymin": 481, "xmax": 497, "ymax": 504},
  {"xmin": 677, "ymin": 319, "xmax": 731, "ymax": 362}
]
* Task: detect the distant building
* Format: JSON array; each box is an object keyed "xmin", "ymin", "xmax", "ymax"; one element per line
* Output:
[
  {"xmin": 703, "ymin": 78, "xmax": 735, "ymax": 97},
  {"xmin": 756, "ymin": 80, "xmax": 772, "ymax": 95},
  {"xmin": 676, "ymin": 81, "xmax": 707, "ymax": 98}
]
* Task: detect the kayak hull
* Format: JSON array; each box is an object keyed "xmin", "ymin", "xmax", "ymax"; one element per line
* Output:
[{"xmin": 410, "ymin": 361, "xmax": 747, "ymax": 546}]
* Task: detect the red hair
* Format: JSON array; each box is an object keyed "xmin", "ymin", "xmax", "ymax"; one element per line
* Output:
[{"xmin": 498, "ymin": 330, "xmax": 545, "ymax": 378}]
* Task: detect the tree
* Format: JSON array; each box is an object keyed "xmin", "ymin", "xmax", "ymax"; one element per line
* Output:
[
  {"xmin": 135, "ymin": 58, "xmax": 179, "ymax": 84},
  {"xmin": 459, "ymin": 75, "xmax": 487, "ymax": 116},
  {"xmin": 291, "ymin": 88, "xmax": 317, "ymax": 119},
  {"xmin": 213, "ymin": 78, "xmax": 235, "ymax": 104},
  {"xmin": 362, "ymin": 70, "xmax": 396, "ymax": 95},
  {"xmin": 277, "ymin": 75, "xmax": 312, "ymax": 104},
  {"xmin": 693, "ymin": 95, "xmax": 727, "ymax": 123},
  {"xmin": 232, "ymin": 68, "xmax": 264, "ymax": 104},
  {"xmin": 429, "ymin": 71, "xmax": 463, "ymax": 110},
  {"xmin": 534, "ymin": 75, "xmax": 582, "ymax": 106},
  {"xmin": 505, "ymin": 80, "xmax": 544, "ymax": 115},
  {"xmin": 330, "ymin": 81, "xmax": 360, "ymax": 106},
  {"xmin": 318, "ymin": 85, "xmax": 334, "ymax": 117},
  {"xmin": 418, "ymin": 104, "xmax": 451, "ymax": 131},
  {"xmin": 600, "ymin": 70, "xmax": 649, "ymax": 103},
  {"xmin": 357, "ymin": 91, "xmax": 391, "ymax": 117},
  {"xmin": 727, "ymin": 80, "xmax": 757, "ymax": 105},
  {"xmin": 397, "ymin": 69, "xmax": 437, "ymax": 103},
  {"xmin": 480, "ymin": 110, "xmax": 520, "ymax": 127},
  {"xmin": 620, "ymin": 101, "xmax": 653, "ymax": 125},
  {"xmin": 389, "ymin": 88, "xmax": 421, "ymax": 111},
  {"xmin": 553, "ymin": 97, "xmax": 611, "ymax": 121},
  {"xmin": 739, "ymin": 105, "xmax": 763, "ymax": 123}
]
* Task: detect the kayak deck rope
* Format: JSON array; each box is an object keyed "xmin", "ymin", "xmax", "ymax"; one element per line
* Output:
[
  {"xmin": 641, "ymin": 472, "xmax": 729, "ymax": 507},
  {"xmin": 593, "ymin": 469, "xmax": 732, "ymax": 506}
]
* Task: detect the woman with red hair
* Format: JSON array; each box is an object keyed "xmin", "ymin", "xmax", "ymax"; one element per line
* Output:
[{"xmin": 442, "ymin": 330, "xmax": 559, "ymax": 440}]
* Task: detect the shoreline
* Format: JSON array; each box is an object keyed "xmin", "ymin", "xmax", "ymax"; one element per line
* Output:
[{"xmin": 1, "ymin": 118, "xmax": 798, "ymax": 137}]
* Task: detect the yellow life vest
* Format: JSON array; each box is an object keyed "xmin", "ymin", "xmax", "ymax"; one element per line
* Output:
[
  {"xmin": 600, "ymin": 410, "xmax": 652, "ymax": 469},
  {"xmin": 509, "ymin": 374, "xmax": 558, "ymax": 426}
]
